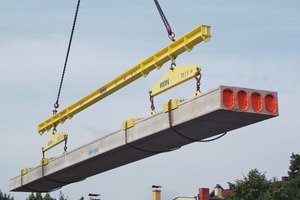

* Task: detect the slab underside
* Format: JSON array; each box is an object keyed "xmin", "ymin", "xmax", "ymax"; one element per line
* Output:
[{"xmin": 10, "ymin": 85, "xmax": 278, "ymax": 192}]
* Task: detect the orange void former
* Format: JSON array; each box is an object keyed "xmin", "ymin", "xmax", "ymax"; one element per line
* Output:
[
  {"xmin": 237, "ymin": 90, "xmax": 249, "ymax": 111},
  {"xmin": 265, "ymin": 94, "xmax": 278, "ymax": 114},
  {"xmin": 222, "ymin": 87, "xmax": 278, "ymax": 114},
  {"xmin": 222, "ymin": 88, "xmax": 235, "ymax": 109},
  {"xmin": 251, "ymin": 92, "xmax": 263, "ymax": 112}
]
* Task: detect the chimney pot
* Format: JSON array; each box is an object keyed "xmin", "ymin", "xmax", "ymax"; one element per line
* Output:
[
  {"xmin": 198, "ymin": 188, "xmax": 209, "ymax": 200},
  {"xmin": 214, "ymin": 184, "xmax": 223, "ymax": 197}
]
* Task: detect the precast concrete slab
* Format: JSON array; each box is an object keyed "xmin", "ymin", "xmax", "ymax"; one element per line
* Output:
[{"xmin": 10, "ymin": 85, "xmax": 279, "ymax": 192}]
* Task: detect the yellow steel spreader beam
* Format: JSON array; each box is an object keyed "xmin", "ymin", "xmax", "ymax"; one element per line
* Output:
[{"xmin": 38, "ymin": 25, "xmax": 211, "ymax": 135}]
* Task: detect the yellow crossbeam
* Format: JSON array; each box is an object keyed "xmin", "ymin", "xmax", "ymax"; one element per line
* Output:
[
  {"xmin": 150, "ymin": 65, "xmax": 200, "ymax": 97},
  {"xmin": 38, "ymin": 25, "xmax": 211, "ymax": 135},
  {"xmin": 42, "ymin": 132, "xmax": 68, "ymax": 152}
]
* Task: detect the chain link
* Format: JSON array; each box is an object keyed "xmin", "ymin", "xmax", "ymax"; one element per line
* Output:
[
  {"xmin": 64, "ymin": 135, "xmax": 68, "ymax": 154},
  {"xmin": 170, "ymin": 56, "xmax": 176, "ymax": 70},
  {"xmin": 194, "ymin": 68, "xmax": 202, "ymax": 95},
  {"xmin": 149, "ymin": 91, "xmax": 156, "ymax": 112},
  {"xmin": 168, "ymin": 99, "xmax": 227, "ymax": 142},
  {"xmin": 52, "ymin": 126, "xmax": 57, "ymax": 135},
  {"xmin": 53, "ymin": 0, "xmax": 81, "ymax": 114},
  {"xmin": 153, "ymin": 0, "xmax": 176, "ymax": 41},
  {"xmin": 124, "ymin": 121, "xmax": 180, "ymax": 153}
]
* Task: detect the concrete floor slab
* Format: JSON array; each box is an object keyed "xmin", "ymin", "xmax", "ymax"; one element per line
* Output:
[{"xmin": 9, "ymin": 85, "xmax": 278, "ymax": 192}]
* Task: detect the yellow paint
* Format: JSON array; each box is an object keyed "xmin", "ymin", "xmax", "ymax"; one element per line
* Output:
[
  {"xmin": 21, "ymin": 168, "xmax": 32, "ymax": 176},
  {"xmin": 38, "ymin": 25, "xmax": 211, "ymax": 135},
  {"xmin": 121, "ymin": 118, "xmax": 142, "ymax": 130},
  {"xmin": 42, "ymin": 132, "xmax": 67, "ymax": 152},
  {"xmin": 150, "ymin": 65, "xmax": 200, "ymax": 96},
  {"xmin": 162, "ymin": 99, "xmax": 186, "ymax": 112},
  {"xmin": 41, "ymin": 157, "xmax": 55, "ymax": 166}
]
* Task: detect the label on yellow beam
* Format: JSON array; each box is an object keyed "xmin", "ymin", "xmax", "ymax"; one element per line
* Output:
[
  {"xmin": 38, "ymin": 25, "xmax": 211, "ymax": 135},
  {"xmin": 42, "ymin": 132, "xmax": 67, "ymax": 152},
  {"xmin": 150, "ymin": 65, "xmax": 200, "ymax": 96}
]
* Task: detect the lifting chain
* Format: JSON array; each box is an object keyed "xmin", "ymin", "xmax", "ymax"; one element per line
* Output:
[
  {"xmin": 48, "ymin": 0, "xmax": 80, "ymax": 156},
  {"xmin": 170, "ymin": 56, "xmax": 176, "ymax": 70},
  {"xmin": 194, "ymin": 68, "xmax": 202, "ymax": 95},
  {"xmin": 64, "ymin": 135, "xmax": 68, "ymax": 154},
  {"xmin": 153, "ymin": 0, "xmax": 176, "ymax": 41},
  {"xmin": 53, "ymin": 0, "xmax": 81, "ymax": 115},
  {"xmin": 149, "ymin": 91, "xmax": 156, "ymax": 114},
  {"xmin": 42, "ymin": 133, "xmax": 68, "ymax": 160},
  {"xmin": 124, "ymin": 121, "xmax": 180, "ymax": 153},
  {"xmin": 167, "ymin": 99, "xmax": 199, "ymax": 142},
  {"xmin": 167, "ymin": 99, "xmax": 227, "ymax": 142}
]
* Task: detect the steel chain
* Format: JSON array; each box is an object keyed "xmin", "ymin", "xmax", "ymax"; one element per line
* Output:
[
  {"xmin": 168, "ymin": 99, "xmax": 227, "ymax": 142},
  {"xmin": 53, "ymin": 0, "xmax": 81, "ymax": 114},
  {"xmin": 64, "ymin": 135, "xmax": 68, "ymax": 153},
  {"xmin": 124, "ymin": 122, "xmax": 178, "ymax": 153},
  {"xmin": 149, "ymin": 92, "xmax": 155, "ymax": 111},
  {"xmin": 170, "ymin": 56, "xmax": 176, "ymax": 70},
  {"xmin": 194, "ymin": 68, "xmax": 202, "ymax": 94},
  {"xmin": 153, "ymin": 0, "xmax": 176, "ymax": 41}
]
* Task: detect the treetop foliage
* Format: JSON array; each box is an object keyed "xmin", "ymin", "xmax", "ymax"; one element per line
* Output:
[
  {"xmin": 225, "ymin": 153, "xmax": 300, "ymax": 200},
  {"xmin": 0, "ymin": 190, "xmax": 14, "ymax": 200}
]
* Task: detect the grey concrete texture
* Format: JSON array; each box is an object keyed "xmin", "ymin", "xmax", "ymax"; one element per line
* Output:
[{"xmin": 10, "ymin": 85, "xmax": 278, "ymax": 192}]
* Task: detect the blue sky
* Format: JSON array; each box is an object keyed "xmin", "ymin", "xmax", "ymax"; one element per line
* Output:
[{"xmin": 1, "ymin": 0, "xmax": 300, "ymax": 199}]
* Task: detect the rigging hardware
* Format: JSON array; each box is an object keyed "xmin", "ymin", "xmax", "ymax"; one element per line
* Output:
[
  {"xmin": 167, "ymin": 99, "xmax": 227, "ymax": 142},
  {"xmin": 153, "ymin": 0, "xmax": 176, "ymax": 41},
  {"xmin": 149, "ymin": 65, "xmax": 200, "ymax": 114},
  {"xmin": 41, "ymin": 132, "xmax": 68, "ymax": 166},
  {"xmin": 53, "ymin": 0, "xmax": 81, "ymax": 115},
  {"xmin": 38, "ymin": 25, "xmax": 211, "ymax": 135},
  {"xmin": 150, "ymin": 65, "xmax": 200, "ymax": 97}
]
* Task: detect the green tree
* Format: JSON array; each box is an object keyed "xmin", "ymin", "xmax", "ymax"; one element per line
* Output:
[
  {"xmin": 283, "ymin": 174, "xmax": 300, "ymax": 199},
  {"xmin": 258, "ymin": 177, "xmax": 288, "ymax": 200},
  {"xmin": 26, "ymin": 193, "xmax": 43, "ymax": 200},
  {"xmin": 26, "ymin": 192, "xmax": 54, "ymax": 200},
  {"xmin": 225, "ymin": 169, "xmax": 270, "ymax": 200},
  {"xmin": 43, "ymin": 193, "xmax": 53, "ymax": 200},
  {"xmin": 288, "ymin": 153, "xmax": 300, "ymax": 179},
  {"xmin": 0, "ymin": 190, "xmax": 14, "ymax": 200},
  {"xmin": 26, "ymin": 193, "xmax": 35, "ymax": 200},
  {"xmin": 58, "ymin": 191, "xmax": 68, "ymax": 200},
  {"xmin": 226, "ymin": 153, "xmax": 300, "ymax": 200}
]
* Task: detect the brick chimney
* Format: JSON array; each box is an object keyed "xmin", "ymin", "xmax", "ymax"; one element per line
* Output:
[{"xmin": 198, "ymin": 188, "xmax": 209, "ymax": 200}]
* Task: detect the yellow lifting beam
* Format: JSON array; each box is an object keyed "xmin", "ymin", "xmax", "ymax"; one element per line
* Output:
[
  {"xmin": 150, "ymin": 65, "xmax": 200, "ymax": 97},
  {"xmin": 42, "ymin": 132, "xmax": 68, "ymax": 152},
  {"xmin": 38, "ymin": 25, "xmax": 211, "ymax": 135}
]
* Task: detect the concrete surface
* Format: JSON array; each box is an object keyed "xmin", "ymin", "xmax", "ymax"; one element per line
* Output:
[{"xmin": 9, "ymin": 85, "xmax": 278, "ymax": 192}]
